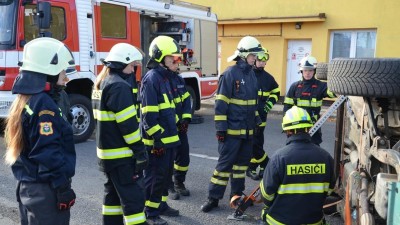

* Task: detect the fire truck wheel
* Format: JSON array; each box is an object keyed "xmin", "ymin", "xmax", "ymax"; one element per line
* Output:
[
  {"xmin": 315, "ymin": 62, "xmax": 328, "ymax": 81},
  {"xmin": 69, "ymin": 94, "xmax": 95, "ymax": 143},
  {"xmin": 186, "ymin": 85, "xmax": 197, "ymax": 116},
  {"xmin": 328, "ymin": 58, "xmax": 400, "ymax": 98}
]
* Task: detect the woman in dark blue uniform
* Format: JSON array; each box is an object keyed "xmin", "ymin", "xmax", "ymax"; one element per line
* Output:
[{"xmin": 4, "ymin": 37, "xmax": 76, "ymax": 225}]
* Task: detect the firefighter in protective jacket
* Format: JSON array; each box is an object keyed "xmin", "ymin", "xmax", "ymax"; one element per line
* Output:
[
  {"xmin": 5, "ymin": 37, "xmax": 76, "ymax": 225},
  {"xmin": 247, "ymin": 48, "xmax": 280, "ymax": 181},
  {"xmin": 92, "ymin": 43, "xmax": 148, "ymax": 225},
  {"xmin": 260, "ymin": 106, "xmax": 335, "ymax": 225},
  {"xmin": 140, "ymin": 36, "xmax": 182, "ymax": 225},
  {"xmin": 283, "ymin": 56, "xmax": 335, "ymax": 145},
  {"xmin": 201, "ymin": 36, "xmax": 262, "ymax": 213}
]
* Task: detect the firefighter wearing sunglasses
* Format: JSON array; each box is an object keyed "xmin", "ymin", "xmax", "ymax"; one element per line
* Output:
[{"xmin": 246, "ymin": 48, "xmax": 280, "ymax": 181}]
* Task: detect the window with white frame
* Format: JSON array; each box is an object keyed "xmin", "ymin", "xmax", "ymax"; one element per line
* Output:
[{"xmin": 329, "ymin": 30, "xmax": 376, "ymax": 60}]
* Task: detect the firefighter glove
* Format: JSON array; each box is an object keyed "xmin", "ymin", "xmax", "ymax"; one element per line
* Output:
[
  {"xmin": 56, "ymin": 183, "xmax": 76, "ymax": 211},
  {"xmin": 134, "ymin": 149, "xmax": 149, "ymax": 173},
  {"xmin": 216, "ymin": 131, "xmax": 226, "ymax": 142},
  {"xmin": 178, "ymin": 119, "xmax": 189, "ymax": 133},
  {"xmin": 151, "ymin": 139, "xmax": 165, "ymax": 157},
  {"xmin": 264, "ymin": 101, "xmax": 273, "ymax": 113}
]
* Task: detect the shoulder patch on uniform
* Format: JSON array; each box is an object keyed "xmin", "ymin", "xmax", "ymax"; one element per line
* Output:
[
  {"xmin": 39, "ymin": 122, "xmax": 54, "ymax": 136},
  {"xmin": 39, "ymin": 110, "xmax": 55, "ymax": 117}
]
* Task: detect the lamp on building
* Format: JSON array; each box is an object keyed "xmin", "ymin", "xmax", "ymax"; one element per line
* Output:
[{"xmin": 295, "ymin": 22, "xmax": 302, "ymax": 30}]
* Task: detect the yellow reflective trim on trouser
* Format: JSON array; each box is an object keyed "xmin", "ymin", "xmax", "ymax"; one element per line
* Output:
[
  {"xmin": 123, "ymin": 129, "xmax": 141, "ymax": 144},
  {"xmin": 93, "ymin": 109, "xmax": 116, "ymax": 121},
  {"xmin": 174, "ymin": 163, "xmax": 189, "ymax": 171},
  {"xmin": 182, "ymin": 113, "xmax": 192, "ymax": 119},
  {"xmin": 132, "ymin": 88, "xmax": 138, "ymax": 94},
  {"xmin": 215, "ymin": 94, "xmax": 230, "ymax": 104},
  {"xmin": 24, "ymin": 105, "xmax": 34, "ymax": 115},
  {"xmin": 97, "ymin": 147, "xmax": 133, "ymax": 159},
  {"xmin": 232, "ymin": 172, "xmax": 245, "ymax": 178},
  {"xmin": 116, "ymin": 105, "xmax": 137, "ymax": 123},
  {"xmin": 162, "ymin": 196, "xmax": 168, "ymax": 202},
  {"xmin": 260, "ymin": 180, "xmax": 275, "ymax": 201},
  {"xmin": 250, "ymin": 153, "xmax": 267, "ymax": 163},
  {"xmin": 284, "ymin": 97, "xmax": 294, "ymax": 105},
  {"xmin": 213, "ymin": 170, "xmax": 230, "ymax": 178},
  {"xmin": 277, "ymin": 182, "xmax": 330, "ymax": 194},
  {"xmin": 125, "ymin": 212, "xmax": 146, "ymax": 225},
  {"xmin": 259, "ymin": 122, "xmax": 266, "ymax": 127},
  {"xmin": 214, "ymin": 115, "xmax": 227, "ymax": 121},
  {"xmin": 227, "ymin": 129, "xmax": 253, "ymax": 136},
  {"xmin": 211, "ymin": 177, "xmax": 228, "ymax": 186},
  {"xmin": 145, "ymin": 200, "xmax": 160, "ymax": 208},
  {"xmin": 102, "ymin": 205, "xmax": 123, "ymax": 215},
  {"xmin": 141, "ymin": 105, "xmax": 159, "ymax": 114},
  {"xmin": 146, "ymin": 124, "xmax": 163, "ymax": 136},
  {"xmin": 182, "ymin": 91, "xmax": 190, "ymax": 101},
  {"xmin": 230, "ymin": 98, "xmax": 256, "ymax": 105},
  {"xmin": 232, "ymin": 165, "xmax": 248, "ymax": 171},
  {"xmin": 267, "ymin": 214, "xmax": 285, "ymax": 225}
]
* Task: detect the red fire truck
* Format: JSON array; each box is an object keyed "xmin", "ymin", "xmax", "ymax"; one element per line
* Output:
[{"xmin": 0, "ymin": 0, "xmax": 219, "ymax": 142}]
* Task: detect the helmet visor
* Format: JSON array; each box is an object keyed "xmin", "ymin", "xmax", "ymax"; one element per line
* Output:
[{"xmin": 257, "ymin": 52, "xmax": 269, "ymax": 61}]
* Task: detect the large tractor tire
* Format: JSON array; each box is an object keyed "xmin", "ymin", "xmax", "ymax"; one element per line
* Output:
[
  {"xmin": 69, "ymin": 94, "xmax": 95, "ymax": 143},
  {"xmin": 328, "ymin": 58, "xmax": 400, "ymax": 98},
  {"xmin": 315, "ymin": 62, "xmax": 328, "ymax": 81}
]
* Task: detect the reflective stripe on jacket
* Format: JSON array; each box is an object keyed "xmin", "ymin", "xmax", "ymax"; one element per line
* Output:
[{"xmin": 166, "ymin": 71, "xmax": 192, "ymax": 122}]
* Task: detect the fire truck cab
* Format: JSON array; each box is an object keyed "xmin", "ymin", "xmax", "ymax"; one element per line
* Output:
[{"xmin": 0, "ymin": 0, "xmax": 219, "ymax": 142}]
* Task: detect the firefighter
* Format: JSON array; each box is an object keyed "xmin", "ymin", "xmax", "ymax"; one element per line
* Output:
[
  {"xmin": 260, "ymin": 106, "xmax": 335, "ymax": 225},
  {"xmin": 201, "ymin": 36, "xmax": 262, "ymax": 213},
  {"xmin": 165, "ymin": 60, "xmax": 192, "ymax": 200},
  {"xmin": 140, "ymin": 36, "xmax": 182, "ymax": 225},
  {"xmin": 92, "ymin": 43, "xmax": 148, "ymax": 225},
  {"xmin": 246, "ymin": 48, "xmax": 280, "ymax": 181},
  {"xmin": 4, "ymin": 37, "xmax": 76, "ymax": 225},
  {"xmin": 283, "ymin": 56, "xmax": 336, "ymax": 146}
]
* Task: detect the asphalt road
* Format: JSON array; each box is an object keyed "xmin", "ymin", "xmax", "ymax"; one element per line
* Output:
[{"xmin": 0, "ymin": 100, "xmax": 343, "ymax": 225}]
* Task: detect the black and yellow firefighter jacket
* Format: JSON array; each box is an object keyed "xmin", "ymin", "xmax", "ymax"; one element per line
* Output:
[
  {"xmin": 140, "ymin": 65, "xmax": 180, "ymax": 148},
  {"xmin": 166, "ymin": 71, "xmax": 192, "ymax": 122},
  {"xmin": 254, "ymin": 68, "xmax": 280, "ymax": 127},
  {"xmin": 260, "ymin": 133, "xmax": 335, "ymax": 225},
  {"xmin": 92, "ymin": 71, "xmax": 143, "ymax": 172},
  {"xmin": 283, "ymin": 77, "xmax": 335, "ymax": 121},
  {"xmin": 215, "ymin": 59, "xmax": 261, "ymax": 138}
]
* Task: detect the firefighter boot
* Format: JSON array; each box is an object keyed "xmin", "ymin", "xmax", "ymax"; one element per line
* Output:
[
  {"xmin": 246, "ymin": 168, "xmax": 260, "ymax": 181},
  {"xmin": 160, "ymin": 204, "xmax": 180, "ymax": 217},
  {"xmin": 168, "ymin": 187, "xmax": 180, "ymax": 200},
  {"xmin": 201, "ymin": 198, "xmax": 219, "ymax": 213},
  {"xmin": 174, "ymin": 181, "xmax": 190, "ymax": 196},
  {"xmin": 146, "ymin": 216, "xmax": 168, "ymax": 225}
]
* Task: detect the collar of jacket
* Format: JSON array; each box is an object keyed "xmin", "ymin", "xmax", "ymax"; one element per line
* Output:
[
  {"xmin": 286, "ymin": 132, "xmax": 312, "ymax": 145},
  {"xmin": 301, "ymin": 76, "xmax": 317, "ymax": 85},
  {"xmin": 109, "ymin": 69, "xmax": 131, "ymax": 80},
  {"xmin": 236, "ymin": 58, "xmax": 253, "ymax": 73}
]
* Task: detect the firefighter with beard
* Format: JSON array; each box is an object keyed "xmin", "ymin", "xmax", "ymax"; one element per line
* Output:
[
  {"xmin": 92, "ymin": 43, "xmax": 148, "ymax": 225},
  {"xmin": 260, "ymin": 106, "xmax": 335, "ymax": 225},
  {"xmin": 4, "ymin": 37, "xmax": 76, "ymax": 225},
  {"xmin": 283, "ymin": 56, "xmax": 335, "ymax": 146},
  {"xmin": 201, "ymin": 36, "xmax": 262, "ymax": 213},
  {"xmin": 246, "ymin": 48, "xmax": 280, "ymax": 181},
  {"xmin": 140, "ymin": 36, "xmax": 182, "ymax": 225}
]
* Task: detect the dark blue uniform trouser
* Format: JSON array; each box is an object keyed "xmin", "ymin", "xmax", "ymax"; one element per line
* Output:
[
  {"xmin": 144, "ymin": 147, "xmax": 174, "ymax": 217},
  {"xmin": 311, "ymin": 128, "xmax": 322, "ymax": 146},
  {"xmin": 103, "ymin": 164, "xmax": 146, "ymax": 225},
  {"xmin": 173, "ymin": 132, "xmax": 190, "ymax": 183},
  {"xmin": 17, "ymin": 181, "xmax": 70, "ymax": 225},
  {"xmin": 249, "ymin": 126, "xmax": 269, "ymax": 171},
  {"xmin": 208, "ymin": 136, "xmax": 253, "ymax": 200}
]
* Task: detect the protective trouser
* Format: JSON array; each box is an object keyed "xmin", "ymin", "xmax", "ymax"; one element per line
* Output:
[
  {"xmin": 208, "ymin": 136, "xmax": 253, "ymax": 199},
  {"xmin": 311, "ymin": 128, "xmax": 322, "ymax": 146},
  {"xmin": 248, "ymin": 126, "xmax": 268, "ymax": 171},
  {"xmin": 144, "ymin": 147, "xmax": 174, "ymax": 217},
  {"xmin": 173, "ymin": 132, "xmax": 190, "ymax": 183},
  {"xmin": 17, "ymin": 181, "xmax": 70, "ymax": 225},
  {"xmin": 103, "ymin": 164, "xmax": 146, "ymax": 225}
]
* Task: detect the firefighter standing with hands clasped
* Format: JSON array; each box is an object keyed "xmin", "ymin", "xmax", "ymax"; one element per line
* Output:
[
  {"xmin": 246, "ymin": 47, "xmax": 280, "ymax": 181},
  {"xmin": 92, "ymin": 43, "xmax": 148, "ymax": 225},
  {"xmin": 260, "ymin": 106, "xmax": 335, "ymax": 225},
  {"xmin": 4, "ymin": 37, "xmax": 76, "ymax": 225},
  {"xmin": 140, "ymin": 36, "xmax": 182, "ymax": 225},
  {"xmin": 283, "ymin": 56, "xmax": 335, "ymax": 145},
  {"xmin": 201, "ymin": 36, "xmax": 262, "ymax": 213}
]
